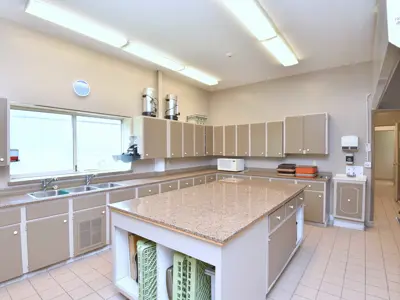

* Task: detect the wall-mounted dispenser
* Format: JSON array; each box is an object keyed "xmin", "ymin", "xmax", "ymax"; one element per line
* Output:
[
  {"xmin": 142, "ymin": 88, "xmax": 157, "ymax": 117},
  {"xmin": 341, "ymin": 136, "xmax": 359, "ymax": 166}
]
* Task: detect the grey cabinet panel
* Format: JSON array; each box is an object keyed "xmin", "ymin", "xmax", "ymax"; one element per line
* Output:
[
  {"xmin": 214, "ymin": 126, "xmax": 224, "ymax": 155},
  {"xmin": 74, "ymin": 207, "xmax": 106, "ymax": 256},
  {"xmin": 217, "ymin": 174, "xmax": 232, "ymax": 180},
  {"xmin": 336, "ymin": 183, "xmax": 363, "ymax": 220},
  {"xmin": 73, "ymin": 193, "xmax": 106, "ymax": 211},
  {"xmin": 205, "ymin": 126, "xmax": 214, "ymax": 156},
  {"xmin": 109, "ymin": 188, "xmax": 136, "ymax": 204},
  {"xmin": 169, "ymin": 121, "xmax": 183, "ymax": 158},
  {"xmin": 27, "ymin": 199, "xmax": 69, "ymax": 221},
  {"xmin": 250, "ymin": 123, "xmax": 266, "ymax": 157},
  {"xmin": 284, "ymin": 116, "xmax": 304, "ymax": 154},
  {"xmin": 194, "ymin": 176, "xmax": 206, "ymax": 186},
  {"xmin": 205, "ymin": 174, "xmax": 216, "ymax": 183},
  {"xmin": 0, "ymin": 98, "xmax": 9, "ymax": 166},
  {"xmin": 135, "ymin": 117, "xmax": 167, "ymax": 159},
  {"xmin": 137, "ymin": 184, "xmax": 160, "ymax": 198},
  {"xmin": 303, "ymin": 114, "xmax": 327, "ymax": 154},
  {"xmin": 267, "ymin": 121, "xmax": 284, "ymax": 157},
  {"xmin": 0, "ymin": 225, "xmax": 23, "ymax": 282},
  {"xmin": 195, "ymin": 125, "xmax": 205, "ymax": 156},
  {"xmin": 0, "ymin": 207, "xmax": 21, "ymax": 227},
  {"xmin": 160, "ymin": 181, "xmax": 179, "ymax": 193},
  {"xmin": 285, "ymin": 197, "xmax": 298, "ymax": 216},
  {"xmin": 224, "ymin": 125, "xmax": 236, "ymax": 156},
  {"xmin": 179, "ymin": 178, "xmax": 194, "ymax": 189},
  {"xmin": 301, "ymin": 181, "xmax": 324, "ymax": 192},
  {"xmin": 304, "ymin": 191, "xmax": 324, "ymax": 223},
  {"xmin": 183, "ymin": 123, "xmax": 195, "ymax": 157},
  {"xmin": 269, "ymin": 205, "xmax": 286, "ymax": 233},
  {"xmin": 237, "ymin": 124, "xmax": 249, "ymax": 157},
  {"xmin": 27, "ymin": 214, "xmax": 70, "ymax": 271}
]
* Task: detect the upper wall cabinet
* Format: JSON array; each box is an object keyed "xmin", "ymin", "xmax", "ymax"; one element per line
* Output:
[
  {"xmin": 134, "ymin": 116, "xmax": 168, "ymax": 159},
  {"xmin": 183, "ymin": 123, "xmax": 195, "ymax": 157},
  {"xmin": 237, "ymin": 124, "xmax": 250, "ymax": 157},
  {"xmin": 224, "ymin": 125, "xmax": 236, "ymax": 156},
  {"xmin": 195, "ymin": 125, "xmax": 205, "ymax": 157},
  {"xmin": 168, "ymin": 121, "xmax": 183, "ymax": 158},
  {"xmin": 250, "ymin": 123, "xmax": 266, "ymax": 157},
  {"xmin": 205, "ymin": 126, "xmax": 213, "ymax": 156},
  {"xmin": 267, "ymin": 121, "xmax": 284, "ymax": 157},
  {"xmin": 214, "ymin": 126, "xmax": 223, "ymax": 156},
  {"xmin": 284, "ymin": 113, "xmax": 328, "ymax": 155},
  {"xmin": 0, "ymin": 98, "xmax": 10, "ymax": 166}
]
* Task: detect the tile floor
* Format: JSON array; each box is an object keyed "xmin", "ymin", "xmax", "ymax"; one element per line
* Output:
[{"xmin": 1, "ymin": 180, "xmax": 400, "ymax": 300}]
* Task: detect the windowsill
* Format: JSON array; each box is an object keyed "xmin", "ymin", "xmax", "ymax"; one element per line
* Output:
[{"xmin": 8, "ymin": 169, "xmax": 133, "ymax": 186}]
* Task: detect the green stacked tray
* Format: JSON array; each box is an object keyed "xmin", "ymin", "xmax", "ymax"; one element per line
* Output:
[
  {"xmin": 137, "ymin": 240, "xmax": 157, "ymax": 300},
  {"xmin": 173, "ymin": 253, "xmax": 211, "ymax": 300}
]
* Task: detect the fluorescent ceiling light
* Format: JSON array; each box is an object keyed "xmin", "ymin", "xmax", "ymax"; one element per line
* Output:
[
  {"xmin": 123, "ymin": 43, "xmax": 185, "ymax": 71},
  {"xmin": 262, "ymin": 36, "xmax": 298, "ymax": 66},
  {"xmin": 179, "ymin": 67, "xmax": 219, "ymax": 86},
  {"xmin": 223, "ymin": 0, "xmax": 276, "ymax": 41},
  {"xmin": 25, "ymin": 0, "xmax": 127, "ymax": 48}
]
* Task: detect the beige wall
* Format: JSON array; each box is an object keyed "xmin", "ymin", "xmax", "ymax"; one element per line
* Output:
[
  {"xmin": 0, "ymin": 20, "xmax": 211, "ymax": 188},
  {"xmin": 209, "ymin": 62, "xmax": 373, "ymax": 221},
  {"xmin": 374, "ymin": 129, "xmax": 395, "ymax": 180}
]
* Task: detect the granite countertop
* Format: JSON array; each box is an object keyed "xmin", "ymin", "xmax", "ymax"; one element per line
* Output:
[{"xmin": 109, "ymin": 179, "xmax": 306, "ymax": 245}]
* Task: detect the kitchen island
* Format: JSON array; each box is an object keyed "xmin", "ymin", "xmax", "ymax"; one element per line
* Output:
[{"xmin": 109, "ymin": 178, "xmax": 305, "ymax": 300}]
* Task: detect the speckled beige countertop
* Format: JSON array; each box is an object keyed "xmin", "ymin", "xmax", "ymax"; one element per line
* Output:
[
  {"xmin": 109, "ymin": 179, "xmax": 306, "ymax": 245},
  {"xmin": 241, "ymin": 169, "xmax": 331, "ymax": 182}
]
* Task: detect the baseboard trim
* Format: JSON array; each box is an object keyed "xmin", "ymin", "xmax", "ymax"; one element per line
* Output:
[{"xmin": 333, "ymin": 219, "xmax": 365, "ymax": 231}]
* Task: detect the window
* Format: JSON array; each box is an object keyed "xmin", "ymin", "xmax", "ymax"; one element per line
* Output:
[{"xmin": 10, "ymin": 108, "xmax": 130, "ymax": 178}]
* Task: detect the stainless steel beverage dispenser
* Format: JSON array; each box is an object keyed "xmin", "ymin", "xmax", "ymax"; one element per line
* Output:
[
  {"xmin": 142, "ymin": 88, "xmax": 157, "ymax": 117},
  {"xmin": 164, "ymin": 94, "xmax": 179, "ymax": 120}
]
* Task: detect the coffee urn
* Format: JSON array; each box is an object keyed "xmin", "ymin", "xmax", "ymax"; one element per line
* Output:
[
  {"xmin": 164, "ymin": 94, "xmax": 179, "ymax": 120},
  {"xmin": 142, "ymin": 88, "xmax": 157, "ymax": 117}
]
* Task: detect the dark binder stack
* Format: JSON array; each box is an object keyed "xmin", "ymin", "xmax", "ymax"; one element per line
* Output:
[{"xmin": 276, "ymin": 163, "xmax": 296, "ymax": 177}]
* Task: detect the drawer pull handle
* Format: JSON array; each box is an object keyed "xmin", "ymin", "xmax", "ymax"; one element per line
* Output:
[
  {"xmin": 186, "ymin": 183, "xmax": 189, "ymax": 185},
  {"xmin": 289, "ymin": 205, "xmax": 294, "ymax": 209},
  {"xmin": 261, "ymin": 152, "xmax": 264, "ymax": 155},
  {"xmin": 200, "ymin": 180, "xmax": 202, "ymax": 183},
  {"xmin": 278, "ymin": 152, "xmax": 281, "ymax": 155},
  {"xmin": 13, "ymin": 231, "xmax": 18, "ymax": 235},
  {"xmin": 307, "ymin": 149, "xmax": 310, "ymax": 152},
  {"xmin": 146, "ymin": 154, "xmax": 148, "ymax": 156},
  {"xmin": 276, "ymin": 216, "xmax": 281, "ymax": 220},
  {"xmin": 63, "ymin": 220, "xmax": 67, "ymax": 223},
  {"xmin": 308, "ymin": 185, "xmax": 311, "ymax": 187},
  {"xmin": 148, "ymin": 190, "xmax": 152, "ymax": 192},
  {"xmin": 348, "ymin": 199, "xmax": 351, "ymax": 202},
  {"xmin": 185, "ymin": 152, "xmax": 187, "ymax": 155},
  {"xmin": 169, "ymin": 185, "xmax": 172, "ymax": 188},
  {"xmin": 0, "ymin": 158, "xmax": 4, "ymax": 162},
  {"xmin": 102, "ymin": 211, "xmax": 105, "ymax": 214},
  {"xmin": 300, "ymin": 197, "xmax": 303, "ymax": 200},
  {"xmin": 172, "ymin": 153, "xmax": 174, "ymax": 156},
  {"xmin": 299, "ymin": 149, "xmax": 302, "ymax": 152},
  {"xmin": 319, "ymin": 195, "xmax": 322, "ymax": 198}
]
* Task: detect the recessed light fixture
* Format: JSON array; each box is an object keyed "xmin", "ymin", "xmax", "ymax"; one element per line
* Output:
[
  {"xmin": 25, "ymin": 0, "xmax": 127, "ymax": 48},
  {"xmin": 262, "ymin": 36, "xmax": 298, "ymax": 66},
  {"xmin": 179, "ymin": 67, "xmax": 219, "ymax": 86},
  {"xmin": 222, "ymin": 0, "xmax": 298, "ymax": 67},
  {"xmin": 123, "ymin": 43, "xmax": 185, "ymax": 71}
]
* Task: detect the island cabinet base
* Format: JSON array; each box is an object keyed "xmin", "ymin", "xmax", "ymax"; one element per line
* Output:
[{"xmin": 111, "ymin": 204, "xmax": 304, "ymax": 300}]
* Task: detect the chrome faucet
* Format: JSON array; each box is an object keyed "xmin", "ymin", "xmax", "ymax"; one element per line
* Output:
[
  {"xmin": 85, "ymin": 174, "xmax": 96, "ymax": 185},
  {"xmin": 42, "ymin": 177, "xmax": 58, "ymax": 191}
]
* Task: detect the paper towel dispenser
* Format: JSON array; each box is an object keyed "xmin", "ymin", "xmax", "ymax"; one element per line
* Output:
[{"xmin": 341, "ymin": 136, "xmax": 358, "ymax": 151}]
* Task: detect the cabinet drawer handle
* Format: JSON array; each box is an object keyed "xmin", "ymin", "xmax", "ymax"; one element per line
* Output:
[
  {"xmin": 319, "ymin": 195, "xmax": 322, "ymax": 198},
  {"xmin": 278, "ymin": 152, "xmax": 281, "ymax": 155},
  {"xmin": 289, "ymin": 205, "xmax": 294, "ymax": 209},
  {"xmin": 200, "ymin": 180, "xmax": 202, "ymax": 183},
  {"xmin": 145, "ymin": 154, "xmax": 148, "ymax": 156},
  {"xmin": 148, "ymin": 189, "xmax": 152, "ymax": 192},
  {"xmin": 220, "ymin": 152, "xmax": 222, "ymax": 154},
  {"xmin": 307, "ymin": 149, "xmax": 310, "ymax": 152},
  {"xmin": 169, "ymin": 185, "xmax": 172, "ymax": 188},
  {"xmin": 102, "ymin": 211, "xmax": 105, "ymax": 214},
  {"xmin": 261, "ymin": 152, "xmax": 264, "ymax": 155},
  {"xmin": 172, "ymin": 153, "xmax": 174, "ymax": 156},
  {"xmin": 186, "ymin": 183, "xmax": 189, "ymax": 185},
  {"xmin": 63, "ymin": 220, "xmax": 67, "ymax": 223},
  {"xmin": 185, "ymin": 152, "xmax": 187, "ymax": 155},
  {"xmin": 0, "ymin": 158, "xmax": 4, "ymax": 162},
  {"xmin": 276, "ymin": 216, "xmax": 281, "ymax": 220},
  {"xmin": 348, "ymin": 199, "xmax": 351, "ymax": 202},
  {"xmin": 300, "ymin": 197, "xmax": 303, "ymax": 200},
  {"xmin": 13, "ymin": 231, "xmax": 18, "ymax": 235},
  {"xmin": 299, "ymin": 149, "xmax": 302, "ymax": 152},
  {"xmin": 308, "ymin": 185, "xmax": 311, "ymax": 188}
]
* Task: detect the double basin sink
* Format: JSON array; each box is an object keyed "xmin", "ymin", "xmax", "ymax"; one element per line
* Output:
[{"xmin": 29, "ymin": 182, "xmax": 124, "ymax": 199}]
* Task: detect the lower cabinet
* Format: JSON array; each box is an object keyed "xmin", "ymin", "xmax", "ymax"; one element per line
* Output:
[
  {"xmin": 74, "ymin": 206, "xmax": 106, "ymax": 256},
  {"xmin": 304, "ymin": 191, "xmax": 324, "ymax": 223},
  {"xmin": 27, "ymin": 214, "xmax": 70, "ymax": 271},
  {"xmin": 0, "ymin": 225, "xmax": 23, "ymax": 282},
  {"xmin": 268, "ymin": 213, "xmax": 297, "ymax": 288},
  {"xmin": 335, "ymin": 182, "xmax": 364, "ymax": 221},
  {"xmin": 137, "ymin": 184, "xmax": 160, "ymax": 198}
]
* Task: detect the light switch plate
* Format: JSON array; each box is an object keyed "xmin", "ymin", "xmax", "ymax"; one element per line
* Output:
[{"xmin": 364, "ymin": 161, "xmax": 372, "ymax": 168}]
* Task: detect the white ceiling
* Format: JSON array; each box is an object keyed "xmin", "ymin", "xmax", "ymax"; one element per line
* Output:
[{"xmin": 0, "ymin": 0, "xmax": 376, "ymax": 91}]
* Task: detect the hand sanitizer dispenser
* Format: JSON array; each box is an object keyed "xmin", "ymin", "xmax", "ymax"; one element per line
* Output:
[{"xmin": 341, "ymin": 136, "xmax": 358, "ymax": 166}]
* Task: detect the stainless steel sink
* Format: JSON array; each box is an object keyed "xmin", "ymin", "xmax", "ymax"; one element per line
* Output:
[
  {"xmin": 29, "ymin": 190, "xmax": 70, "ymax": 199},
  {"xmin": 89, "ymin": 182, "xmax": 123, "ymax": 189},
  {"xmin": 63, "ymin": 186, "xmax": 99, "ymax": 193}
]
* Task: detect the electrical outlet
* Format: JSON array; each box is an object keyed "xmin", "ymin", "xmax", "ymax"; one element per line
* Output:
[
  {"xmin": 312, "ymin": 160, "xmax": 317, "ymax": 166},
  {"xmin": 364, "ymin": 161, "xmax": 372, "ymax": 168}
]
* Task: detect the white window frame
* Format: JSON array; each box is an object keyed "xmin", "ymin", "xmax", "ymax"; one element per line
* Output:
[{"xmin": 10, "ymin": 105, "xmax": 131, "ymax": 180}]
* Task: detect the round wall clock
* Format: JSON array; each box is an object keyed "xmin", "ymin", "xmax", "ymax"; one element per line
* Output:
[{"xmin": 73, "ymin": 80, "xmax": 90, "ymax": 97}]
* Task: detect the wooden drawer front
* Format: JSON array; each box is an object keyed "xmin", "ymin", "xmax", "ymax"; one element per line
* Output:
[
  {"xmin": 269, "ymin": 205, "xmax": 286, "ymax": 232},
  {"xmin": 160, "ymin": 181, "xmax": 179, "ymax": 193},
  {"xmin": 304, "ymin": 191, "xmax": 324, "ymax": 223},
  {"xmin": 180, "ymin": 178, "xmax": 194, "ymax": 189},
  {"xmin": 27, "ymin": 199, "xmax": 69, "ymax": 220},
  {"xmin": 109, "ymin": 188, "xmax": 136, "ymax": 204},
  {"xmin": 300, "ymin": 181, "xmax": 324, "ymax": 192},
  {"xmin": 285, "ymin": 197, "xmax": 298, "ymax": 216},
  {"xmin": 194, "ymin": 176, "xmax": 206, "ymax": 186},
  {"xmin": 217, "ymin": 174, "xmax": 232, "ymax": 180},
  {"xmin": 297, "ymin": 192, "xmax": 305, "ymax": 206},
  {"xmin": 336, "ymin": 183, "xmax": 363, "ymax": 220},
  {"xmin": 0, "ymin": 208, "xmax": 21, "ymax": 227},
  {"xmin": 205, "ymin": 174, "xmax": 216, "ymax": 183},
  {"xmin": 27, "ymin": 214, "xmax": 70, "ymax": 271},
  {"xmin": 73, "ymin": 193, "xmax": 106, "ymax": 211},
  {"xmin": 0, "ymin": 225, "xmax": 23, "ymax": 283},
  {"xmin": 137, "ymin": 184, "xmax": 160, "ymax": 198}
]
